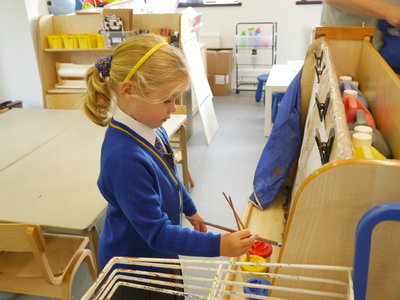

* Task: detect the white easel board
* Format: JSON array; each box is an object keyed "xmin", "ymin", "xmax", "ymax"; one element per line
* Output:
[{"xmin": 181, "ymin": 33, "xmax": 218, "ymax": 144}]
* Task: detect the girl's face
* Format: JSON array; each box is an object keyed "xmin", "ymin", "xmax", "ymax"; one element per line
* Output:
[{"xmin": 130, "ymin": 89, "xmax": 179, "ymax": 129}]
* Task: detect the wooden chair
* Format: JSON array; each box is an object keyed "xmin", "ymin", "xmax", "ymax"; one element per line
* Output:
[
  {"xmin": 171, "ymin": 105, "xmax": 195, "ymax": 191},
  {"xmin": 0, "ymin": 222, "xmax": 97, "ymax": 299}
]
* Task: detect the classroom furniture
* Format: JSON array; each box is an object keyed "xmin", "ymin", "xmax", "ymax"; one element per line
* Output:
[
  {"xmin": 82, "ymin": 256, "xmax": 353, "ymax": 299},
  {"xmin": 255, "ymin": 73, "xmax": 268, "ymax": 102},
  {"xmin": 235, "ymin": 22, "xmax": 277, "ymax": 94},
  {"xmin": 0, "ymin": 108, "xmax": 107, "ymax": 272},
  {"xmin": 37, "ymin": 11, "xmax": 195, "ymax": 149},
  {"xmin": 170, "ymin": 105, "xmax": 195, "ymax": 191},
  {"xmin": 264, "ymin": 62, "xmax": 303, "ymax": 137},
  {"xmin": 0, "ymin": 222, "xmax": 96, "ymax": 300},
  {"xmin": 0, "ymin": 108, "xmax": 189, "ymax": 272},
  {"xmin": 225, "ymin": 27, "xmax": 400, "ymax": 299},
  {"xmin": 353, "ymin": 202, "xmax": 400, "ymax": 300},
  {"xmin": 37, "ymin": 12, "xmax": 184, "ymax": 109}
]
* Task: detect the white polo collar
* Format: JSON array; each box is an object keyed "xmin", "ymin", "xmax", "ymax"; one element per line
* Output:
[{"xmin": 113, "ymin": 106, "xmax": 158, "ymax": 145}]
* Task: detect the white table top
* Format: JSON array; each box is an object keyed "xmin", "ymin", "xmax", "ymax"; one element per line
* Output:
[
  {"xmin": 0, "ymin": 109, "xmax": 186, "ymax": 233},
  {"xmin": 164, "ymin": 114, "xmax": 186, "ymax": 137},
  {"xmin": 266, "ymin": 63, "xmax": 303, "ymax": 89}
]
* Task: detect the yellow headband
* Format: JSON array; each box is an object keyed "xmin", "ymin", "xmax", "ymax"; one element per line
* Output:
[{"xmin": 123, "ymin": 42, "xmax": 168, "ymax": 82}]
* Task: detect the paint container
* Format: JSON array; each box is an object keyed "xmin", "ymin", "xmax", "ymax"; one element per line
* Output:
[
  {"xmin": 342, "ymin": 90, "xmax": 358, "ymax": 123},
  {"xmin": 243, "ymin": 278, "xmax": 271, "ymax": 299},
  {"xmin": 339, "ymin": 76, "xmax": 367, "ymax": 107},
  {"xmin": 248, "ymin": 241, "xmax": 273, "ymax": 261},
  {"xmin": 239, "ymin": 254, "xmax": 268, "ymax": 283},
  {"xmin": 352, "ymin": 133, "xmax": 386, "ymax": 159},
  {"xmin": 348, "ymin": 110, "xmax": 392, "ymax": 158}
]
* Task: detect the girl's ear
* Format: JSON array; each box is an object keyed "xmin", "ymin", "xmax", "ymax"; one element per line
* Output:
[{"xmin": 119, "ymin": 81, "xmax": 135, "ymax": 99}]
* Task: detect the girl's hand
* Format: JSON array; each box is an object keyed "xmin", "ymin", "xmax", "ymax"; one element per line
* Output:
[
  {"xmin": 187, "ymin": 212, "xmax": 207, "ymax": 232},
  {"xmin": 220, "ymin": 229, "xmax": 258, "ymax": 257}
]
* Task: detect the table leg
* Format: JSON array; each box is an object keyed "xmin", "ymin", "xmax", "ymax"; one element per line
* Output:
[
  {"xmin": 179, "ymin": 125, "xmax": 191, "ymax": 191},
  {"xmin": 264, "ymin": 87, "xmax": 273, "ymax": 137},
  {"xmin": 88, "ymin": 225, "xmax": 100, "ymax": 274}
]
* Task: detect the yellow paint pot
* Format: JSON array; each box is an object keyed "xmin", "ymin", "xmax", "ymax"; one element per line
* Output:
[{"xmin": 239, "ymin": 254, "xmax": 268, "ymax": 283}]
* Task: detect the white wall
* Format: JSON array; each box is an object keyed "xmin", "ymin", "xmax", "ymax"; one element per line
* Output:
[
  {"xmin": 179, "ymin": 0, "xmax": 322, "ymax": 64},
  {"xmin": 0, "ymin": 0, "xmax": 47, "ymax": 108}
]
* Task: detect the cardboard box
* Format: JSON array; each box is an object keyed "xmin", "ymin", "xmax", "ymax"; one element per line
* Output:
[
  {"xmin": 206, "ymin": 48, "xmax": 233, "ymax": 75},
  {"xmin": 208, "ymin": 74, "xmax": 231, "ymax": 96}
]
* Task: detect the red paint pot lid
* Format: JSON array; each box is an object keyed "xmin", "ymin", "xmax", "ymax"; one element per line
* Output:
[{"xmin": 248, "ymin": 241, "xmax": 273, "ymax": 258}]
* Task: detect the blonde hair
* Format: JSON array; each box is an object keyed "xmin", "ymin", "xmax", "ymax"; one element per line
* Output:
[{"xmin": 82, "ymin": 34, "xmax": 190, "ymax": 126}]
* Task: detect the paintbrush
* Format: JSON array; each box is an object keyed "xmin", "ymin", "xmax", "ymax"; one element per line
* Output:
[
  {"xmin": 185, "ymin": 216, "xmax": 282, "ymax": 247},
  {"xmin": 222, "ymin": 192, "xmax": 251, "ymax": 260}
]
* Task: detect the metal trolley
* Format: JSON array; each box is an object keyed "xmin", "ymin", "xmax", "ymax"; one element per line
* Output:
[{"xmin": 235, "ymin": 22, "xmax": 277, "ymax": 93}]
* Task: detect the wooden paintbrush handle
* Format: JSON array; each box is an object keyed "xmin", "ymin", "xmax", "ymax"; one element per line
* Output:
[{"xmin": 185, "ymin": 216, "xmax": 281, "ymax": 247}]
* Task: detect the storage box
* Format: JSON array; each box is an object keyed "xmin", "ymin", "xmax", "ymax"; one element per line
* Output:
[
  {"xmin": 206, "ymin": 48, "xmax": 233, "ymax": 74},
  {"xmin": 207, "ymin": 74, "xmax": 231, "ymax": 96}
]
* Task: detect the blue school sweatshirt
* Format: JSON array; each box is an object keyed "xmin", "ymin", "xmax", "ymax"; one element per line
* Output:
[{"xmin": 97, "ymin": 119, "xmax": 220, "ymax": 268}]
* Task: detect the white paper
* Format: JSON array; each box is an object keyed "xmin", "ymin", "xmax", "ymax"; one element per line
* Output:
[{"xmin": 215, "ymin": 75, "xmax": 226, "ymax": 85}]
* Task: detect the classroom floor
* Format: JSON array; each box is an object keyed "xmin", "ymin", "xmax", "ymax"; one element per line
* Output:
[{"xmin": 0, "ymin": 91, "xmax": 268, "ymax": 299}]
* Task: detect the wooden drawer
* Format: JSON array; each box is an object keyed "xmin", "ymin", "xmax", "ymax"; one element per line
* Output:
[{"xmin": 45, "ymin": 93, "xmax": 83, "ymax": 109}]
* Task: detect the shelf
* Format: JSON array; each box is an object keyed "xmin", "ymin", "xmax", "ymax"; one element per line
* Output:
[
  {"xmin": 296, "ymin": 1, "xmax": 322, "ymax": 4},
  {"xmin": 178, "ymin": 2, "xmax": 242, "ymax": 7},
  {"xmin": 44, "ymin": 48, "xmax": 113, "ymax": 52}
]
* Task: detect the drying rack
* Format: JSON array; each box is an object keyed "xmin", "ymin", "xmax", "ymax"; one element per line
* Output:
[
  {"xmin": 82, "ymin": 257, "xmax": 354, "ymax": 299},
  {"xmin": 235, "ymin": 22, "xmax": 277, "ymax": 93}
]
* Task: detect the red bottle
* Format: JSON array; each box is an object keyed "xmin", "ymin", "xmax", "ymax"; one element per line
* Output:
[{"xmin": 342, "ymin": 89, "xmax": 376, "ymax": 127}]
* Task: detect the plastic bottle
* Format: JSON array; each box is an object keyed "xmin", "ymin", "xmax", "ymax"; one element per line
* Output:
[
  {"xmin": 248, "ymin": 27, "xmax": 255, "ymax": 49},
  {"xmin": 354, "ymin": 125, "xmax": 373, "ymax": 135},
  {"xmin": 342, "ymin": 93, "xmax": 376, "ymax": 127},
  {"xmin": 352, "ymin": 133, "xmax": 386, "ymax": 159},
  {"xmin": 240, "ymin": 31, "xmax": 247, "ymax": 49},
  {"xmin": 339, "ymin": 76, "xmax": 368, "ymax": 108},
  {"xmin": 342, "ymin": 89, "xmax": 358, "ymax": 123},
  {"xmin": 348, "ymin": 110, "xmax": 392, "ymax": 158},
  {"xmin": 255, "ymin": 28, "xmax": 262, "ymax": 49}
]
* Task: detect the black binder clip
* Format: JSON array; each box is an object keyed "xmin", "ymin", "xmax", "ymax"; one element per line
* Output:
[
  {"xmin": 315, "ymin": 92, "xmax": 330, "ymax": 122},
  {"xmin": 313, "ymin": 50, "xmax": 324, "ymax": 68},
  {"xmin": 314, "ymin": 64, "xmax": 326, "ymax": 83},
  {"xmin": 315, "ymin": 127, "xmax": 335, "ymax": 165}
]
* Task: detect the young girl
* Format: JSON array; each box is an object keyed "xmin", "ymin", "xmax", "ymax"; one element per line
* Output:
[{"xmin": 83, "ymin": 34, "xmax": 256, "ymax": 298}]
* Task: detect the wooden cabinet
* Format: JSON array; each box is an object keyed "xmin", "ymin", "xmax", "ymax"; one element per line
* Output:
[
  {"xmin": 224, "ymin": 27, "xmax": 400, "ymax": 299},
  {"xmin": 37, "ymin": 12, "xmax": 184, "ymax": 109},
  {"xmin": 273, "ymin": 28, "xmax": 400, "ymax": 300}
]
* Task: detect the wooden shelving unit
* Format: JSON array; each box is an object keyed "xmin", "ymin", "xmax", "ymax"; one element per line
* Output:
[{"xmin": 37, "ymin": 12, "xmax": 184, "ymax": 109}]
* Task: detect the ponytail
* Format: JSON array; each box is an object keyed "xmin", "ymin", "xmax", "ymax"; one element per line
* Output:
[{"xmin": 82, "ymin": 66, "xmax": 114, "ymax": 126}]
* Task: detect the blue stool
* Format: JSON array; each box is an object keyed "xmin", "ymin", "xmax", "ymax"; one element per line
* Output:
[{"xmin": 256, "ymin": 74, "xmax": 269, "ymax": 103}]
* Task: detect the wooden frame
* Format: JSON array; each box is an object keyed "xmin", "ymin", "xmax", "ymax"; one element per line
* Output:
[
  {"xmin": 224, "ymin": 27, "xmax": 400, "ymax": 299},
  {"xmin": 0, "ymin": 222, "xmax": 96, "ymax": 299}
]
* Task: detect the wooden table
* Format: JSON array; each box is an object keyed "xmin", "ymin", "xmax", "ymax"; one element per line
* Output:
[{"xmin": 0, "ymin": 108, "xmax": 187, "ymax": 271}]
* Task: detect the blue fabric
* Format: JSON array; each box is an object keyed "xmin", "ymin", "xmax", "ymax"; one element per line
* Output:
[
  {"xmin": 271, "ymin": 92, "xmax": 285, "ymax": 123},
  {"xmin": 250, "ymin": 69, "xmax": 302, "ymax": 209},
  {"xmin": 97, "ymin": 119, "xmax": 220, "ymax": 268},
  {"xmin": 378, "ymin": 20, "xmax": 400, "ymax": 70}
]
